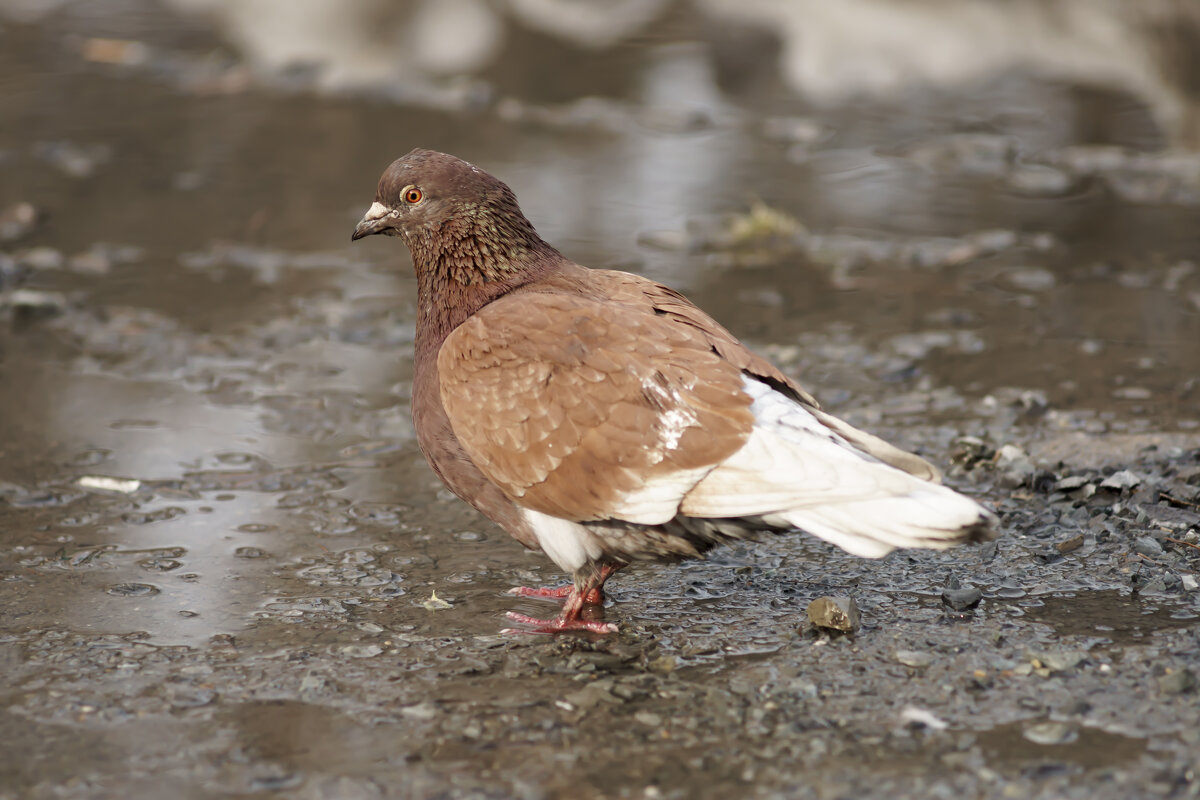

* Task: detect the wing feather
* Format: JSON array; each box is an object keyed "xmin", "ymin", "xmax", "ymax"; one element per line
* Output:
[{"xmin": 437, "ymin": 289, "xmax": 754, "ymax": 523}]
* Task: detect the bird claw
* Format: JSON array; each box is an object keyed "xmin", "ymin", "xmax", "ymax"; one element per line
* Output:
[{"xmin": 501, "ymin": 611, "xmax": 618, "ymax": 635}]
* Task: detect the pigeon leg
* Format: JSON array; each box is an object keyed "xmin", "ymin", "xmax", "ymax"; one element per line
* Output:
[
  {"xmin": 507, "ymin": 584, "xmax": 605, "ymax": 604},
  {"xmin": 502, "ymin": 564, "xmax": 620, "ymax": 634}
]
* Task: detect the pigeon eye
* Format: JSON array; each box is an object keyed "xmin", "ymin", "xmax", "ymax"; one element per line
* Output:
[{"xmin": 404, "ymin": 187, "xmax": 423, "ymax": 204}]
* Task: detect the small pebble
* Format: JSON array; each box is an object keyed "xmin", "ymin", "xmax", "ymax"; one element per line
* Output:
[
  {"xmin": 1133, "ymin": 536, "xmax": 1163, "ymax": 558},
  {"xmin": 1002, "ymin": 266, "xmax": 1057, "ymax": 291},
  {"xmin": 895, "ymin": 650, "xmax": 933, "ymax": 668},
  {"xmin": 1056, "ymin": 534, "xmax": 1085, "ymax": 554},
  {"xmin": 634, "ymin": 711, "xmax": 663, "ymax": 727},
  {"xmin": 1023, "ymin": 721, "xmax": 1076, "ymax": 745},
  {"xmin": 1032, "ymin": 650, "xmax": 1085, "ymax": 673},
  {"xmin": 1100, "ymin": 470, "xmax": 1141, "ymax": 490},
  {"xmin": 399, "ymin": 702, "xmax": 437, "ymax": 719},
  {"xmin": 1052, "ymin": 475, "xmax": 1090, "ymax": 492},
  {"xmin": 17, "ymin": 246, "xmax": 63, "ymax": 270},
  {"xmin": 0, "ymin": 202, "xmax": 37, "ymax": 242},
  {"xmin": 9, "ymin": 288, "xmax": 67, "ymax": 318},
  {"xmin": 1158, "ymin": 669, "xmax": 1196, "ymax": 695},
  {"xmin": 807, "ymin": 596, "xmax": 860, "ymax": 632},
  {"xmin": 941, "ymin": 585, "xmax": 983, "ymax": 611},
  {"xmin": 339, "ymin": 644, "xmax": 383, "ymax": 658}
]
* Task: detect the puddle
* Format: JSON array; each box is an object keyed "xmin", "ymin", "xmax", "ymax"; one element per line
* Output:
[
  {"xmin": 977, "ymin": 720, "xmax": 1147, "ymax": 773},
  {"xmin": 1015, "ymin": 590, "xmax": 1199, "ymax": 646}
]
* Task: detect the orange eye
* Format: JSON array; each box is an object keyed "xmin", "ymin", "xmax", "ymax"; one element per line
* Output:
[{"xmin": 404, "ymin": 187, "xmax": 423, "ymax": 204}]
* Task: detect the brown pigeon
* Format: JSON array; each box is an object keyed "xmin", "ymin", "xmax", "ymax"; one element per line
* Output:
[{"xmin": 352, "ymin": 149, "xmax": 996, "ymax": 634}]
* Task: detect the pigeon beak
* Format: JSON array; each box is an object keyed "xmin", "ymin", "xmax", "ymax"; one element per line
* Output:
[{"xmin": 351, "ymin": 201, "xmax": 394, "ymax": 241}]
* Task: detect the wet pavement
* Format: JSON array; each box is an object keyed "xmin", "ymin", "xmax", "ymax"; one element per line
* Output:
[{"xmin": 1, "ymin": 2, "xmax": 1199, "ymax": 798}]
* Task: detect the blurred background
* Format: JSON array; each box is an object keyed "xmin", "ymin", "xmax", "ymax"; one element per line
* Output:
[{"xmin": 2, "ymin": 0, "xmax": 1198, "ymax": 423}]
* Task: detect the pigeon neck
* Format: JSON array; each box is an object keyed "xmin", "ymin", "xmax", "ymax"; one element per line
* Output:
[
  {"xmin": 412, "ymin": 246, "xmax": 562, "ymax": 364},
  {"xmin": 406, "ymin": 202, "xmax": 562, "ymax": 363}
]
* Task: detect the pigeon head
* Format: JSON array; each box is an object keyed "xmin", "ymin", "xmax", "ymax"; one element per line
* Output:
[{"xmin": 352, "ymin": 149, "xmax": 555, "ymax": 284}]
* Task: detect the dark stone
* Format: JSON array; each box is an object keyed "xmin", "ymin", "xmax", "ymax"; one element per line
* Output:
[{"xmin": 941, "ymin": 586, "xmax": 983, "ymax": 611}]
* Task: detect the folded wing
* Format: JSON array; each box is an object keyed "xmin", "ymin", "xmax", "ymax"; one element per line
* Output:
[{"xmin": 437, "ymin": 277, "xmax": 994, "ymax": 559}]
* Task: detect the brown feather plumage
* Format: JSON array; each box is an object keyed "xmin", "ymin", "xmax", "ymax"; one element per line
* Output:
[{"xmin": 352, "ymin": 148, "xmax": 996, "ymax": 633}]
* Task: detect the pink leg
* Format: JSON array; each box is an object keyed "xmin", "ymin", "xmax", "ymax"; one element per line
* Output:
[
  {"xmin": 507, "ymin": 584, "xmax": 605, "ymax": 605},
  {"xmin": 501, "ymin": 564, "xmax": 620, "ymax": 635}
]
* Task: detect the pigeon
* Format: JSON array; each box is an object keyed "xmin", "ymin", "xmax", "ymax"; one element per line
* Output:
[{"xmin": 352, "ymin": 148, "xmax": 996, "ymax": 634}]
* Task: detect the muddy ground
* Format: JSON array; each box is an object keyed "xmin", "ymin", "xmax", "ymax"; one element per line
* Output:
[{"xmin": 1, "ymin": 3, "xmax": 1199, "ymax": 799}]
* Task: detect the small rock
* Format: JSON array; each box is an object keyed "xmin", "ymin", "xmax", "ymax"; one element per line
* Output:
[
  {"xmin": 895, "ymin": 650, "xmax": 933, "ymax": 668},
  {"xmin": 1069, "ymin": 483, "xmax": 1097, "ymax": 501},
  {"xmin": 340, "ymin": 644, "xmax": 383, "ymax": 658},
  {"xmin": 563, "ymin": 680, "xmax": 620, "ymax": 711},
  {"xmin": 1056, "ymin": 534, "xmax": 1085, "ymax": 554},
  {"xmin": 646, "ymin": 656, "xmax": 677, "ymax": 674},
  {"xmin": 0, "ymin": 202, "xmax": 37, "ymax": 243},
  {"xmin": 1052, "ymin": 475, "xmax": 1090, "ymax": 492},
  {"xmin": 977, "ymin": 541, "xmax": 999, "ymax": 563},
  {"xmin": 1133, "ymin": 536, "xmax": 1163, "ymax": 558},
  {"xmin": 633, "ymin": 711, "xmax": 662, "ymax": 727},
  {"xmin": 1100, "ymin": 470, "xmax": 1141, "ymax": 491},
  {"xmin": 993, "ymin": 444, "xmax": 1035, "ymax": 488},
  {"xmin": 16, "ymin": 246, "xmax": 63, "ymax": 270},
  {"xmin": 941, "ymin": 585, "xmax": 983, "ymax": 611},
  {"xmin": 994, "ymin": 444, "xmax": 1029, "ymax": 467},
  {"xmin": 298, "ymin": 674, "xmax": 325, "ymax": 693},
  {"xmin": 1008, "ymin": 165, "xmax": 1073, "ymax": 196},
  {"xmin": 80, "ymin": 36, "xmax": 149, "ymax": 65},
  {"xmin": 1032, "ymin": 650, "xmax": 1086, "ymax": 673},
  {"xmin": 807, "ymin": 596, "xmax": 860, "ymax": 632},
  {"xmin": 1182, "ymin": 575, "xmax": 1198, "ymax": 592},
  {"xmin": 1003, "ymin": 266, "xmax": 1057, "ymax": 292},
  {"xmin": 77, "ymin": 475, "xmax": 140, "ymax": 493},
  {"xmin": 399, "ymin": 702, "xmax": 437, "ymax": 719},
  {"xmin": 8, "ymin": 288, "xmax": 67, "ymax": 318},
  {"xmin": 1158, "ymin": 668, "xmax": 1196, "ymax": 695},
  {"xmin": 898, "ymin": 706, "xmax": 948, "ymax": 730},
  {"xmin": 1023, "ymin": 721, "xmax": 1076, "ymax": 745}
]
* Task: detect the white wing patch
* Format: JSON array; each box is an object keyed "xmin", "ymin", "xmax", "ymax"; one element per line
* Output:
[
  {"xmin": 594, "ymin": 375, "xmax": 714, "ymax": 525},
  {"xmin": 680, "ymin": 377, "xmax": 990, "ymax": 556},
  {"xmin": 525, "ymin": 375, "xmax": 990, "ymax": 566}
]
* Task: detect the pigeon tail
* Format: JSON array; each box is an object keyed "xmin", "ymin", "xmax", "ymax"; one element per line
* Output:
[{"xmin": 678, "ymin": 376, "xmax": 997, "ymax": 557}]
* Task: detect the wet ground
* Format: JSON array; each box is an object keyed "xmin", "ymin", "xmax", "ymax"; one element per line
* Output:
[{"xmin": 1, "ymin": 2, "xmax": 1199, "ymax": 798}]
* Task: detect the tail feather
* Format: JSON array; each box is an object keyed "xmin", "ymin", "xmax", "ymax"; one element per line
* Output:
[
  {"xmin": 773, "ymin": 487, "xmax": 996, "ymax": 558},
  {"xmin": 677, "ymin": 376, "xmax": 997, "ymax": 558}
]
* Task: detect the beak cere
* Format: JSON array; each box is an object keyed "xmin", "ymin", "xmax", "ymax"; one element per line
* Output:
[{"xmin": 351, "ymin": 201, "xmax": 395, "ymax": 241}]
